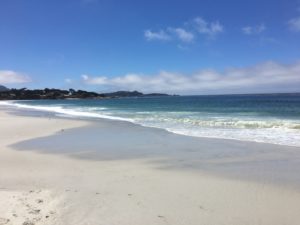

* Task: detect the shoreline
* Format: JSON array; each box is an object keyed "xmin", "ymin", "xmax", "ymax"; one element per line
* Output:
[
  {"xmin": 1, "ymin": 109, "xmax": 300, "ymax": 224},
  {"xmin": 1, "ymin": 101, "xmax": 300, "ymax": 148},
  {"xmin": 3, "ymin": 106, "xmax": 300, "ymax": 188}
]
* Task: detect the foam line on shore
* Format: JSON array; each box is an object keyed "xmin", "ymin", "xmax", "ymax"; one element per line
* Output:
[{"xmin": 0, "ymin": 101, "xmax": 134, "ymax": 122}]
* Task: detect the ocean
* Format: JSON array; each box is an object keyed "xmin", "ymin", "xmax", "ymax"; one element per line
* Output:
[{"xmin": 1, "ymin": 94, "xmax": 300, "ymax": 147}]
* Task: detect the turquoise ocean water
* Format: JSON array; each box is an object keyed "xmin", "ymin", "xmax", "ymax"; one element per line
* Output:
[{"xmin": 1, "ymin": 94, "xmax": 300, "ymax": 147}]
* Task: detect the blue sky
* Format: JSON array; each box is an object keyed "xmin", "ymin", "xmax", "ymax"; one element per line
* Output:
[{"xmin": 0, "ymin": 0, "xmax": 300, "ymax": 94}]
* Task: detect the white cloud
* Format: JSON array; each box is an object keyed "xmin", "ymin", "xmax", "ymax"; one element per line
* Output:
[
  {"xmin": 81, "ymin": 61, "xmax": 300, "ymax": 94},
  {"xmin": 193, "ymin": 17, "xmax": 224, "ymax": 37},
  {"xmin": 82, "ymin": 74, "xmax": 108, "ymax": 84},
  {"xmin": 169, "ymin": 28, "xmax": 195, "ymax": 43},
  {"xmin": 144, "ymin": 16, "xmax": 223, "ymax": 44},
  {"xmin": 64, "ymin": 78, "xmax": 73, "ymax": 84},
  {"xmin": 288, "ymin": 17, "xmax": 300, "ymax": 32},
  {"xmin": 0, "ymin": 70, "xmax": 31, "ymax": 84},
  {"xmin": 242, "ymin": 24, "xmax": 265, "ymax": 35},
  {"xmin": 144, "ymin": 30, "xmax": 171, "ymax": 41}
]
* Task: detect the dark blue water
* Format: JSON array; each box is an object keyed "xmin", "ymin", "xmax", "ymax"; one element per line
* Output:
[{"xmin": 2, "ymin": 94, "xmax": 300, "ymax": 146}]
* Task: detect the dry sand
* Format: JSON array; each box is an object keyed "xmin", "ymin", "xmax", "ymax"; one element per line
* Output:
[{"xmin": 1, "ymin": 110, "xmax": 300, "ymax": 225}]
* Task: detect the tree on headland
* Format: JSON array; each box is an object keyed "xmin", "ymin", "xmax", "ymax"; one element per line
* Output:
[{"xmin": 0, "ymin": 87, "xmax": 173, "ymax": 100}]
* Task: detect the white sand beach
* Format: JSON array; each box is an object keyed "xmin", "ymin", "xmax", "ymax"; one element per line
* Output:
[{"xmin": 1, "ymin": 110, "xmax": 300, "ymax": 225}]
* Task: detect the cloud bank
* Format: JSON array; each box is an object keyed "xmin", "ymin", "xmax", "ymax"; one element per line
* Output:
[
  {"xmin": 81, "ymin": 61, "xmax": 300, "ymax": 94},
  {"xmin": 0, "ymin": 70, "xmax": 31, "ymax": 84}
]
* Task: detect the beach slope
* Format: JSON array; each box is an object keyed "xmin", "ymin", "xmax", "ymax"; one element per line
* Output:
[{"xmin": 1, "ymin": 110, "xmax": 300, "ymax": 225}]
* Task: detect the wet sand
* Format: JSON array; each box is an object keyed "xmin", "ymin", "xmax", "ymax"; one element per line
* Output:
[{"xmin": 1, "ymin": 109, "xmax": 300, "ymax": 225}]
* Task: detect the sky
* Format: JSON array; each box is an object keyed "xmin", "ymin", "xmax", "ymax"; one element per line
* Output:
[{"xmin": 0, "ymin": 0, "xmax": 300, "ymax": 94}]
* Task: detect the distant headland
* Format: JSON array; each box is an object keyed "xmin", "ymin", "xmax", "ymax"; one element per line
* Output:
[{"xmin": 0, "ymin": 85, "xmax": 176, "ymax": 100}]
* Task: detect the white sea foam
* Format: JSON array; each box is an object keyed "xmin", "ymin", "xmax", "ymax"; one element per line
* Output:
[
  {"xmin": 165, "ymin": 127, "xmax": 300, "ymax": 147},
  {"xmin": 0, "ymin": 101, "xmax": 134, "ymax": 122},
  {"xmin": 1, "ymin": 101, "xmax": 300, "ymax": 147},
  {"xmin": 132, "ymin": 114, "xmax": 300, "ymax": 147}
]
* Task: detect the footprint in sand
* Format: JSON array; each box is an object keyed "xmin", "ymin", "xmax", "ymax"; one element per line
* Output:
[
  {"xmin": 0, "ymin": 218, "xmax": 10, "ymax": 225},
  {"xmin": 29, "ymin": 209, "xmax": 41, "ymax": 215},
  {"xmin": 36, "ymin": 199, "xmax": 43, "ymax": 204},
  {"xmin": 22, "ymin": 220, "xmax": 35, "ymax": 225}
]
